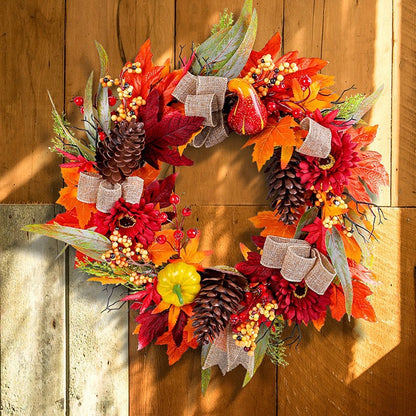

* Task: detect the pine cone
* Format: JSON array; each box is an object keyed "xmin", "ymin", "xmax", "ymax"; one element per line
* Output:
[
  {"xmin": 264, "ymin": 149, "xmax": 306, "ymax": 225},
  {"xmin": 192, "ymin": 267, "xmax": 247, "ymax": 345},
  {"xmin": 96, "ymin": 120, "xmax": 146, "ymax": 184}
]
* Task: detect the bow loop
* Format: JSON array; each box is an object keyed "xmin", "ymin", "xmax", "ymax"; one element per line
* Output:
[{"xmin": 260, "ymin": 235, "xmax": 335, "ymax": 295}]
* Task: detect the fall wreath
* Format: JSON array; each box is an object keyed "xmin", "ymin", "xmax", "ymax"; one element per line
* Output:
[{"xmin": 24, "ymin": 0, "xmax": 388, "ymax": 391}]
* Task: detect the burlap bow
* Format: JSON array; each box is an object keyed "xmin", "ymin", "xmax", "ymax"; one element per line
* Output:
[
  {"xmin": 172, "ymin": 72, "xmax": 229, "ymax": 148},
  {"xmin": 202, "ymin": 326, "xmax": 254, "ymax": 376},
  {"xmin": 260, "ymin": 235, "xmax": 335, "ymax": 295},
  {"xmin": 77, "ymin": 172, "xmax": 144, "ymax": 213},
  {"xmin": 297, "ymin": 117, "xmax": 332, "ymax": 159}
]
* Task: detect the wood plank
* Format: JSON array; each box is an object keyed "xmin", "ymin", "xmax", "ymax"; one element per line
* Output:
[
  {"xmin": 0, "ymin": 1, "xmax": 64, "ymax": 203},
  {"xmin": 0, "ymin": 205, "xmax": 65, "ymax": 415},
  {"xmin": 320, "ymin": 0, "xmax": 392, "ymax": 207},
  {"xmin": 278, "ymin": 208, "xmax": 416, "ymax": 415},
  {"xmin": 175, "ymin": 0, "xmax": 284, "ymax": 207},
  {"xmin": 67, "ymin": 248, "xmax": 129, "ymax": 415},
  {"xmin": 392, "ymin": 0, "xmax": 416, "ymax": 206},
  {"xmin": 129, "ymin": 205, "xmax": 275, "ymax": 416},
  {"xmin": 282, "ymin": 0, "xmax": 324, "ymax": 56}
]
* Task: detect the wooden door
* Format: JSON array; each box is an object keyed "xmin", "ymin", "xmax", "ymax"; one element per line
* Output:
[{"xmin": 1, "ymin": 1, "xmax": 415, "ymax": 415}]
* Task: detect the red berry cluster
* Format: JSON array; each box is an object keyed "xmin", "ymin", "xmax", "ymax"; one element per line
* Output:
[{"xmin": 156, "ymin": 194, "xmax": 198, "ymax": 256}]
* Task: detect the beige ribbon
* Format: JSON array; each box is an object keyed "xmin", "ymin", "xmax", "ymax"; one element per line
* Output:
[
  {"xmin": 260, "ymin": 235, "xmax": 335, "ymax": 295},
  {"xmin": 297, "ymin": 117, "xmax": 332, "ymax": 159},
  {"xmin": 172, "ymin": 72, "xmax": 229, "ymax": 148},
  {"xmin": 77, "ymin": 172, "xmax": 144, "ymax": 213},
  {"xmin": 202, "ymin": 326, "xmax": 254, "ymax": 376}
]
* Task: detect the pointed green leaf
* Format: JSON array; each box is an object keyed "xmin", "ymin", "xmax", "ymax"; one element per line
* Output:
[
  {"xmin": 326, "ymin": 227, "xmax": 353, "ymax": 317},
  {"xmin": 95, "ymin": 42, "xmax": 111, "ymax": 135},
  {"xmin": 48, "ymin": 91, "xmax": 95, "ymax": 160},
  {"xmin": 216, "ymin": 8, "xmax": 257, "ymax": 78},
  {"xmin": 242, "ymin": 323, "xmax": 270, "ymax": 387},
  {"xmin": 191, "ymin": 0, "xmax": 255, "ymax": 76},
  {"xmin": 351, "ymin": 85, "xmax": 384, "ymax": 122},
  {"xmin": 294, "ymin": 207, "xmax": 319, "ymax": 239},
  {"xmin": 84, "ymin": 71, "xmax": 97, "ymax": 148},
  {"xmin": 22, "ymin": 223, "xmax": 111, "ymax": 261},
  {"xmin": 95, "ymin": 41, "xmax": 109, "ymax": 79}
]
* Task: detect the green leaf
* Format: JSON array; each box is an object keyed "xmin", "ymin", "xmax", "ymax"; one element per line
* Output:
[
  {"xmin": 95, "ymin": 42, "xmax": 111, "ymax": 136},
  {"xmin": 201, "ymin": 343, "xmax": 212, "ymax": 395},
  {"xmin": 191, "ymin": 0, "xmax": 256, "ymax": 77},
  {"xmin": 22, "ymin": 223, "xmax": 111, "ymax": 261},
  {"xmin": 351, "ymin": 85, "xmax": 384, "ymax": 122},
  {"xmin": 216, "ymin": 9, "xmax": 257, "ymax": 78},
  {"xmin": 83, "ymin": 71, "xmax": 97, "ymax": 148},
  {"xmin": 242, "ymin": 323, "xmax": 270, "ymax": 387},
  {"xmin": 48, "ymin": 91, "xmax": 95, "ymax": 160},
  {"xmin": 95, "ymin": 41, "xmax": 109, "ymax": 79},
  {"xmin": 294, "ymin": 207, "xmax": 319, "ymax": 239},
  {"xmin": 326, "ymin": 227, "xmax": 353, "ymax": 317}
]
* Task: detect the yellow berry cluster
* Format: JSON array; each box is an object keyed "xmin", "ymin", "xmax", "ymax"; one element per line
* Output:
[
  {"xmin": 232, "ymin": 301, "xmax": 279, "ymax": 355},
  {"xmin": 100, "ymin": 75, "xmax": 114, "ymax": 88},
  {"xmin": 129, "ymin": 97, "xmax": 146, "ymax": 110},
  {"xmin": 243, "ymin": 54, "xmax": 299, "ymax": 97},
  {"xmin": 128, "ymin": 271, "xmax": 153, "ymax": 286},
  {"xmin": 126, "ymin": 61, "xmax": 142, "ymax": 74},
  {"xmin": 101, "ymin": 229, "xmax": 149, "ymax": 268},
  {"xmin": 117, "ymin": 83, "xmax": 134, "ymax": 100}
]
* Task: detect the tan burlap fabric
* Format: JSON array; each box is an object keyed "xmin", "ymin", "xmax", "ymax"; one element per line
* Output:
[
  {"xmin": 122, "ymin": 176, "xmax": 144, "ymax": 204},
  {"xmin": 298, "ymin": 117, "xmax": 332, "ymax": 159},
  {"xmin": 77, "ymin": 173, "xmax": 145, "ymax": 213},
  {"xmin": 172, "ymin": 72, "xmax": 229, "ymax": 148},
  {"xmin": 202, "ymin": 326, "xmax": 254, "ymax": 376},
  {"xmin": 76, "ymin": 171, "xmax": 102, "ymax": 203},
  {"xmin": 96, "ymin": 181, "xmax": 122, "ymax": 213},
  {"xmin": 260, "ymin": 235, "xmax": 335, "ymax": 295}
]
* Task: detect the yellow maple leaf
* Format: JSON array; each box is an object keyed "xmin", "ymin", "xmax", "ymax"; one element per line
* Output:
[
  {"xmin": 243, "ymin": 116, "xmax": 299, "ymax": 171},
  {"xmin": 172, "ymin": 232, "xmax": 212, "ymax": 271},
  {"xmin": 289, "ymin": 79, "xmax": 335, "ymax": 113},
  {"xmin": 87, "ymin": 276, "xmax": 125, "ymax": 285}
]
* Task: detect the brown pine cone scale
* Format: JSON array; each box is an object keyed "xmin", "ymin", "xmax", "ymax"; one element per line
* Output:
[{"xmin": 96, "ymin": 120, "xmax": 146, "ymax": 184}]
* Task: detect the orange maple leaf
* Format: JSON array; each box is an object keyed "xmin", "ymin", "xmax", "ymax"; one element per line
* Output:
[
  {"xmin": 147, "ymin": 229, "xmax": 177, "ymax": 266},
  {"xmin": 239, "ymin": 242, "xmax": 250, "ymax": 260},
  {"xmin": 312, "ymin": 310, "xmax": 327, "ymax": 331},
  {"xmin": 56, "ymin": 167, "xmax": 97, "ymax": 228},
  {"xmin": 87, "ymin": 277, "xmax": 126, "ymax": 285},
  {"xmin": 330, "ymin": 280, "xmax": 376, "ymax": 322},
  {"xmin": 171, "ymin": 232, "xmax": 212, "ymax": 271},
  {"xmin": 131, "ymin": 163, "xmax": 161, "ymax": 187},
  {"xmin": 346, "ymin": 125, "xmax": 389, "ymax": 203},
  {"xmin": 155, "ymin": 318, "xmax": 198, "ymax": 365},
  {"xmin": 339, "ymin": 230, "xmax": 361, "ymax": 263},
  {"xmin": 249, "ymin": 211, "xmax": 297, "ymax": 238},
  {"xmin": 243, "ymin": 116, "xmax": 300, "ymax": 170}
]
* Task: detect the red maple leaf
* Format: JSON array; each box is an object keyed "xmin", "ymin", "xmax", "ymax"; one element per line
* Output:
[
  {"xmin": 143, "ymin": 173, "xmax": 177, "ymax": 208},
  {"xmin": 235, "ymin": 251, "xmax": 279, "ymax": 283},
  {"xmin": 302, "ymin": 217, "xmax": 327, "ymax": 255},
  {"xmin": 140, "ymin": 90, "xmax": 204, "ymax": 169},
  {"xmin": 133, "ymin": 308, "xmax": 168, "ymax": 350},
  {"xmin": 171, "ymin": 310, "xmax": 188, "ymax": 347},
  {"xmin": 122, "ymin": 282, "xmax": 162, "ymax": 313},
  {"xmin": 242, "ymin": 32, "xmax": 282, "ymax": 76}
]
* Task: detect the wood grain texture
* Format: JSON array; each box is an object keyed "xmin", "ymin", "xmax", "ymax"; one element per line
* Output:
[
  {"xmin": 277, "ymin": 208, "xmax": 416, "ymax": 415},
  {"xmin": 0, "ymin": 1, "xmax": 64, "ymax": 203},
  {"xmin": 0, "ymin": 205, "xmax": 65, "ymax": 415},
  {"xmin": 321, "ymin": 0, "xmax": 392, "ymax": 206},
  {"xmin": 67, "ymin": 249, "xmax": 129, "ymax": 416},
  {"xmin": 392, "ymin": 0, "xmax": 416, "ymax": 206},
  {"xmin": 129, "ymin": 205, "xmax": 275, "ymax": 416}
]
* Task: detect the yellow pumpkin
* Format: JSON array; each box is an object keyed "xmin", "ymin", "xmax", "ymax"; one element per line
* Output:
[{"xmin": 157, "ymin": 262, "xmax": 201, "ymax": 307}]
